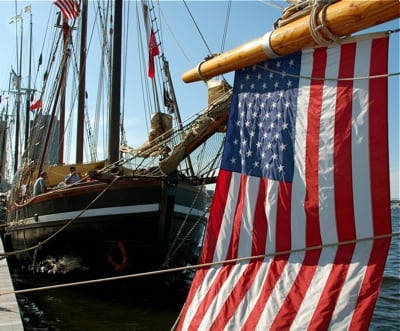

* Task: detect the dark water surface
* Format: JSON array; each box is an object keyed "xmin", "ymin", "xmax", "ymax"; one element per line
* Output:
[
  {"xmin": 18, "ymin": 289, "xmax": 179, "ymax": 331},
  {"xmin": 12, "ymin": 205, "xmax": 400, "ymax": 330},
  {"xmin": 14, "ymin": 275, "xmax": 185, "ymax": 331},
  {"xmin": 369, "ymin": 205, "xmax": 400, "ymax": 330}
]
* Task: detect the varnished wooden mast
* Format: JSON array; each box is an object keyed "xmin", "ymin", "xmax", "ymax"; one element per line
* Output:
[
  {"xmin": 76, "ymin": 0, "xmax": 88, "ymax": 163},
  {"xmin": 109, "ymin": 0, "xmax": 123, "ymax": 163},
  {"xmin": 182, "ymin": 0, "xmax": 400, "ymax": 83}
]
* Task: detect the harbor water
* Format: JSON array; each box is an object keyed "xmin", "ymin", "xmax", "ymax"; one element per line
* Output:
[{"xmin": 10, "ymin": 204, "xmax": 400, "ymax": 330}]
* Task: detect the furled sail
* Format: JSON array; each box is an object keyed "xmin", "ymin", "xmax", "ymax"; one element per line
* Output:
[{"xmin": 121, "ymin": 79, "xmax": 232, "ymax": 176}]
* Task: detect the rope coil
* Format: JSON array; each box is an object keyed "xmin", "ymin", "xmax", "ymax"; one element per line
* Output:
[{"xmin": 309, "ymin": 1, "xmax": 348, "ymax": 45}]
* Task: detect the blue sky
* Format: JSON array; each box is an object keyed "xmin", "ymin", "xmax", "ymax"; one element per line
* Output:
[{"xmin": 0, "ymin": 1, "xmax": 398, "ymax": 198}]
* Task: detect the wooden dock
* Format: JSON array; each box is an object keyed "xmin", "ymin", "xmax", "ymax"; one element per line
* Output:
[{"xmin": 0, "ymin": 238, "xmax": 24, "ymax": 330}]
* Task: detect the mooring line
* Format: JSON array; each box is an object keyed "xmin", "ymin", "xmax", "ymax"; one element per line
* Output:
[{"xmin": 1, "ymin": 231, "xmax": 397, "ymax": 297}]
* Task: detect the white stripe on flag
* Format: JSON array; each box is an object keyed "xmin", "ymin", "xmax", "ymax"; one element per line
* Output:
[
  {"xmin": 224, "ymin": 260, "xmax": 273, "ymax": 329},
  {"xmin": 256, "ymin": 252, "xmax": 305, "ymax": 329},
  {"xmin": 238, "ymin": 176, "xmax": 260, "ymax": 258},
  {"xmin": 198, "ymin": 263, "xmax": 248, "ymax": 330},
  {"xmin": 265, "ymin": 179, "xmax": 278, "ymax": 253},
  {"xmin": 180, "ymin": 267, "xmax": 221, "ymax": 329},
  {"xmin": 291, "ymin": 49, "xmax": 310, "ymax": 251},
  {"xmin": 213, "ymin": 172, "xmax": 241, "ymax": 261},
  {"xmin": 318, "ymin": 45, "xmax": 340, "ymax": 245},
  {"xmin": 289, "ymin": 246, "xmax": 337, "ymax": 330},
  {"xmin": 329, "ymin": 240, "xmax": 374, "ymax": 328},
  {"xmin": 352, "ymin": 38, "xmax": 374, "ymax": 238}
]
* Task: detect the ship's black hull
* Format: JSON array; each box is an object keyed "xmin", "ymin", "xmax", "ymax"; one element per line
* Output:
[{"xmin": 4, "ymin": 176, "xmax": 207, "ymax": 290}]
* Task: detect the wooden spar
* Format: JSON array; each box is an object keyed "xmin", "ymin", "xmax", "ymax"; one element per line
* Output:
[
  {"xmin": 109, "ymin": 0, "xmax": 123, "ymax": 163},
  {"xmin": 182, "ymin": 0, "xmax": 400, "ymax": 83},
  {"xmin": 76, "ymin": 0, "xmax": 88, "ymax": 163}
]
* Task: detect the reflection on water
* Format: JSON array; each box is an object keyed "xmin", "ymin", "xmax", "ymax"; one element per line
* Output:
[
  {"xmin": 35, "ymin": 254, "xmax": 89, "ymax": 275},
  {"xmin": 18, "ymin": 288, "xmax": 179, "ymax": 331},
  {"xmin": 14, "ymin": 274, "xmax": 182, "ymax": 331},
  {"xmin": 12, "ymin": 206, "xmax": 400, "ymax": 330}
]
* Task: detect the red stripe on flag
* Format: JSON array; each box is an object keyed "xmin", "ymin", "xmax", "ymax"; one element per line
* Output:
[
  {"xmin": 241, "ymin": 181, "xmax": 292, "ymax": 328},
  {"xmin": 368, "ymin": 37, "xmax": 391, "ymax": 236},
  {"xmin": 275, "ymin": 181, "xmax": 292, "ymax": 252},
  {"xmin": 251, "ymin": 178, "xmax": 268, "ymax": 255},
  {"xmin": 270, "ymin": 249, "xmax": 322, "ymax": 329},
  {"xmin": 187, "ymin": 265, "xmax": 234, "ymax": 330},
  {"xmin": 310, "ymin": 244, "xmax": 355, "ymax": 330},
  {"xmin": 200, "ymin": 169, "xmax": 232, "ymax": 264},
  {"xmin": 52, "ymin": 0, "xmax": 80, "ymax": 20},
  {"xmin": 176, "ymin": 268, "xmax": 208, "ymax": 331},
  {"xmin": 351, "ymin": 240, "xmax": 390, "ymax": 330},
  {"xmin": 187, "ymin": 175, "xmax": 269, "ymax": 329},
  {"xmin": 208, "ymin": 261, "xmax": 264, "ymax": 330},
  {"xmin": 207, "ymin": 178, "xmax": 269, "ymax": 328},
  {"xmin": 334, "ymin": 42, "xmax": 357, "ymax": 241},
  {"xmin": 304, "ymin": 47, "xmax": 325, "ymax": 247},
  {"xmin": 241, "ymin": 256, "xmax": 289, "ymax": 329}
]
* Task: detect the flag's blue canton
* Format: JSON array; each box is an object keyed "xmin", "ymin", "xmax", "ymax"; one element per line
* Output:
[{"xmin": 221, "ymin": 53, "xmax": 301, "ymax": 182}]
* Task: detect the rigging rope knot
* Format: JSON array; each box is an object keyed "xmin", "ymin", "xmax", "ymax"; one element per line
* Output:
[{"xmin": 309, "ymin": 0, "xmax": 348, "ymax": 45}]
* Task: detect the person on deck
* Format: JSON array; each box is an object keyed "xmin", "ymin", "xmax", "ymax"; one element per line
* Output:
[
  {"xmin": 64, "ymin": 167, "xmax": 80, "ymax": 184},
  {"xmin": 33, "ymin": 172, "xmax": 48, "ymax": 196}
]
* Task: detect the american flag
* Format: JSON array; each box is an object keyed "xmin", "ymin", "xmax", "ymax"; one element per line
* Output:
[
  {"xmin": 52, "ymin": 0, "xmax": 80, "ymax": 20},
  {"xmin": 177, "ymin": 35, "xmax": 391, "ymax": 330}
]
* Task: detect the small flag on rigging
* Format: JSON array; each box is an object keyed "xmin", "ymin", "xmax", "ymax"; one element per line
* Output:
[
  {"xmin": 30, "ymin": 99, "xmax": 43, "ymax": 111},
  {"xmin": 52, "ymin": 0, "xmax": 80, "ymax": 21},
  {"xmin": 148, "ymin": 28, "xmax": 160, "ymax": 78},
  {"xmin": 9, "ymin": 13, "xmax": 22, "ymax": 24},
  {"xmin": 11, "ymin": 69, "xmax": 19, "ymax": 88}
]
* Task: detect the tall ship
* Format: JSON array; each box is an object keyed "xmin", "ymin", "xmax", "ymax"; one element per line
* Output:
[
  {"xmin": 1, "ymin": 0, "xmax": 230, "ymax": 291},
  {"xmin": 0, "ymin": 0, "xmax": 398, "ymax": 328}
]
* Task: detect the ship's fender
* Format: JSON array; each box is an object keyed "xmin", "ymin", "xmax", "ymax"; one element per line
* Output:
[{"xmin": 107, "ymin": 240, "xmax": 129, "ymax": 272}]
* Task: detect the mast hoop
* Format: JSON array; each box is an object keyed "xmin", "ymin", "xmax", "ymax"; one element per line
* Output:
[
  {"xmin": 196, "ymin": 59, "xmax": 208, "ymax": 81},
  {"xmin": 261, "ymin": 31, "xmax": 279, "ymax": 59}
]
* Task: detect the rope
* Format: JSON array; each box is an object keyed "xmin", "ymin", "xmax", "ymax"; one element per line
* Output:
[
  {"xmin": 274, "ymin": 0, "xmax": 347, "ymax": 45},
  {"xmin": 163, "ymin": 185, "xmax": 208, "ymax": 267},
  {"xmin": 1, "ymin": 231, "xmax": 398, "ymax": 297},
  {"xmin": 1, "ymin": 175, "xmax": 120, "ymax": 258},
  {"xmin": 182, "ymin": 0, "xmax": 213, "ymax": 57},
  {"xmin": 260, "ymin": 65, "xmax": 400, "ymax": 82},
  {"xmin": 219, "ymin": 0, "xmax": 231, "ymax": 54},
  {"xmin": 170, "ymin": 307, "xmax": 184, "ymax": 331},
  {"xmin": 309, "ymin": 1, "xmax": 347, "ymax": 45},
  {"xmin": 158, "ymin": 5, "xmax": 193, "ymax": 68}
]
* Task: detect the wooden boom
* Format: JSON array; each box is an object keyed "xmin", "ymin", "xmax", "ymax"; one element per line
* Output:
[{"xmin": 182, "ymin": 0, "xmax": 400, "ymax": 83}]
